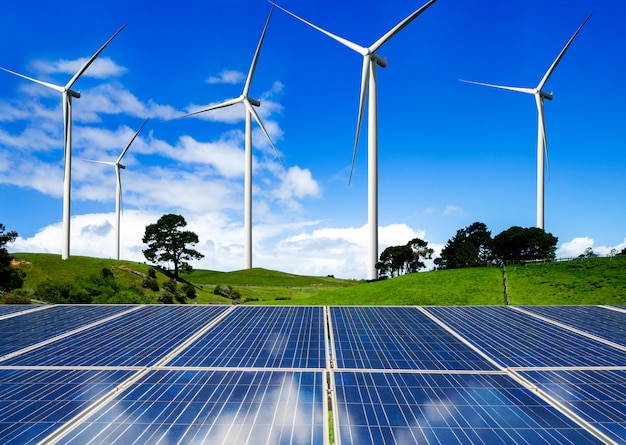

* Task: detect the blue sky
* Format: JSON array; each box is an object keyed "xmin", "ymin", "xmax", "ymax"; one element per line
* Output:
[{"xmin": 1, "ymin": 0, "xmax": 624, "ymax": 279}]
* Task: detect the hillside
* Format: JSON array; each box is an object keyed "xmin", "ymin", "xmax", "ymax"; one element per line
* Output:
[{"xmin": 5, "ymin": 252, "xmax": 626, "ymax": 306}]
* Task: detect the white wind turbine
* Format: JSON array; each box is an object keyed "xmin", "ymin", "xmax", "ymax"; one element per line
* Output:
[
  {"xmin": 461, "ymin": 13, "xmax": 592, "ymax": 230},
  {"xmin": 173, "ymin": 7, "xmax": 279, "ymax": 270},
  {"xmin": 0, "ymin": 23, "xmax": 127, "ymax": 260},
  {"xmin": 274, "ymin": 0, "xmax": 438, "ymax": 280},
  {"xmin": 85, "ymin": 118, "xmax": 149, "ymax": 260}
]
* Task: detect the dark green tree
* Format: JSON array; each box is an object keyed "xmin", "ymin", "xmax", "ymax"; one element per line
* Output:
[
  {"xmin": 435, "ymin": 222, "xmax": 492, "ymax": 269},
  {"xmin": 142, "ymin": 214, "xmax": 204, "ymax": 280},
  {"xmin": 0, "ymin": 224, "xmax": 25, "ymax": 292},
  {"xmin": 491, "ymin": 226, "xmax": 558, "ymax": 262},
  {"xmin": 376, "ymin": 238, "xmax": 433, "ymax": 278}
]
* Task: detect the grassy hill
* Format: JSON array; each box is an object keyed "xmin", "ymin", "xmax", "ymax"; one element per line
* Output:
[{"xmin": 5, "ymin": 252, "xmax": 626, "ymax": 306}]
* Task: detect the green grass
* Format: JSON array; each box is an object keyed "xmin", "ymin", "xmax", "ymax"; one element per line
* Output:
[{"xmin": 6, "ymin": 252, "xmax": 626, "ymax": 306}]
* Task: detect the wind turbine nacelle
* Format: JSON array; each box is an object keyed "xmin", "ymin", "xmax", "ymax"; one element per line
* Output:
[
  {"xmin": 540, "ymin": 91, "xmax": 554, "ymax": 101},
  {"xmin": 372, "ymin": 53, "xmax": 388, "ymax": 68},
  {"xmin": 68, "ymin": 89, "xmax": 81, "ymax": 99},
  {"xmin": 119, "ymin": 164, "xmax": 126, "ymax": 170},
  {"xmin": 249, "ymin": 98, "xmax": 261, "ymax": 107}
]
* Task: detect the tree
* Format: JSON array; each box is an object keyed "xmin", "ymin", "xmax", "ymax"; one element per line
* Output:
[
  {"xmin": 435, "ymin": 222, "xmax": 492, "ymax": 269},
  {"xmin": 0, "ymin": 224, "xmax": 25, "ymax": 292},
  {"xmin": 142, "ymin": 214, "xmax": 204, "ymax": 280},
  {"xmin": 376, "ymin": 237, "xmax": 433, "ymax": 278},
  {"xmin": 491, "ymin": 226, "xmax": 557, "ymax": 262}
]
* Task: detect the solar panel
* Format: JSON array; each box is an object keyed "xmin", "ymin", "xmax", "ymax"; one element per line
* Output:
[
  {"xmin": 168, "ymin": 306, "xmax": 326, "ymax": 368},
  {"xmin": 519, "ymin": 305, "xmax": 626, "ymax": 346},
  {"xmin": 59, "ymin": 370, "xmax": 326, "ymax": 445},
  {"xmin": 424, "ymin": 306, "xmax": 626, "ymax": 368},
  {"xmin": 0, "ymin": 305, "xmax": 135, "ymax": 358},
  {"xmin": 518, "ymin": 369, "xmax": 626, "ymax": 445},
  {"xmin": 0, "ymin": 368, "xmax": 136, "ymax": 445},
  {"xmin": 332, "ymin": 371, "xmax": 606, "ymax": 445},
  {"xmin": 329, "ymin": 306, "xmax": 498, "ymax": 370},
  {"xmin": 0, "ymin": 305, "xmax": 38, "ymax": 317},
  {"xmin": 2, "ymin": 305, "xmax": 229, "ymax": 367}
]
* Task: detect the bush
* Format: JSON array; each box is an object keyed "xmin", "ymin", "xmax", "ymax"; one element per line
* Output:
[
  {"xmin": 35, "ymin": 280, "xmax": 91, "ymax": 304},
  {"xmin": 182, "ymin": 284, "xmax": 196, "ymax": 301},
  {"xmin": 213, "ymin": 284, "xmax": 233, "ymax": 298},
  {"xmin": 2, "ymin": 294, "xmax": 31, "ymax": 304},
  {"xmin": 142, "ymin": 277, "xmax": 160, "ymax": 291},
  {"xmin": 148, "ymin": 268, "xmax": 157, "ymax": 279},
  {"xmin": 158, "ymin": 291, "xmax": 174, "ymax": 304}
]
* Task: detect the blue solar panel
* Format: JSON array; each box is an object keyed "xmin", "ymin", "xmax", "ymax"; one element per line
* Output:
[
  {"xmin": 520, "ymin": 305, "xmax": 626, "ymax": 346},
  {"xmin": 0, "ymin": 305, "xmax": 135, "ymax": 358},
  {"xmin": 168, "ymin": 306, "xmax": 326, "ymax": 368},
  {"xmin": 330, "ymin": 306, "xmax": 498, "ymax": 370},
  {"xmin": 0, "ymin": 305, "xmax": 38, "ymax": 317},
  {"xmin": 424, "ymin": 306, "xmax": 626, "ymax": 368},
  {"xmin": 60, "ymin": 370, "xmax": 325, "ymax": 445},
  {"xmin": 333, "ymin": 371, "xmax": 605, "ymax": 445},
  {"xmin": 0, "ymin": 368, "xmax": 135, "ymax": 445},
  {"xmin": 518, "ymin": 369, "xmax": 626, "ymax": 444},
  {"xmin": 2, "ymin": 305, "xmax": 229, "ymax": 367}
]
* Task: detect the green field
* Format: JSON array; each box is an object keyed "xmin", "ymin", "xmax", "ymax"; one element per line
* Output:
[{"xmin": 6, "ymin": 252, "xmax": 626, "ymax": 306}]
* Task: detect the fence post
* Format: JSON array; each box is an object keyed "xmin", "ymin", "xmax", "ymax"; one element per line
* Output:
[{"xmin": 499, "ymin": 260, "xmax": 510, "ymax": 305}]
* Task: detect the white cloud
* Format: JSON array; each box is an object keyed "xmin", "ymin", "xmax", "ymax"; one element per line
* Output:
[
  {"xmin": 273, "ymin": 166, "xmax": 320, "ymax": 202},
  {"xmin": 206, "ymin": 70, "xmax": 245, "ymax": 85},
  {"xmin": 443, "ymin": 205, "xmax": 464, "ymax": 216},
  {"xmin": 557, "ymin": 236, "xmax": 626, "ymax": 258},
  {"xmin": 31, "ymin": 57, "xmax": 127, "ymax": 79}
]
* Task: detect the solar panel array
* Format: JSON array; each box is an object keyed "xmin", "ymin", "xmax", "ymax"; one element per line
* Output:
[{"xmin": 0, "ymin": 304, "xmax": 624, "ymax": 444}]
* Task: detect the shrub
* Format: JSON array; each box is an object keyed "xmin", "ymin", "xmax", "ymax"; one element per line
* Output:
[
  {"xmin": 158, "ymin": 291, "xmax": 174, "ymax": 304},
  {"xmin": 148, "ymin": 268, "xmax": 157, "ymax": 279},
  {"xmin": 142, "ymin": 277, "xmax": 160, "ymax": 291},
  {"xmin": 2, "ymin": 294, "xmax": 31, "ymax": 304},
  {"xmin": 182, "ymin": 284, "xmax": 196, "ymax": 301}
]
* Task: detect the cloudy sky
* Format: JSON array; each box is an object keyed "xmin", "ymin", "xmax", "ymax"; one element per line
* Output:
[{"xmin": 1, "ymin": 0, "xmax": 624, "ymax": 279}]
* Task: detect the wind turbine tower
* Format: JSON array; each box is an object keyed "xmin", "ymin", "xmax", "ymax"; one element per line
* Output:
[
  {"xmin": 461, "ymin": 13, "xmax": 591, "ymax": 230},
  {"xmin": 0, "ymin": 24, "xmax": 127, "ymax": 260},
  {"xmin": 173, "ymin": 7, "xmax": 279, "ymax": 270},
  {"xmin": 86, "ymin": 118, "xmax": 149, "ymax": 260},
  {"xmin": 275, "ymin": 0, "xmax": 438, "ymax": 280}
]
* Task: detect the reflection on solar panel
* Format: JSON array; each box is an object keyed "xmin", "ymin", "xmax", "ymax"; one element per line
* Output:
[
  {"xmin": 168, "ymin": 306, "xmax": 326, "ymax": 368},
  {"xmin": 1, "ymin": 304, "xmax": 625, "ymax": 444},
  {"xmin": 519, "ymin": 369, "xmax": 626, "ymax": 444},
  {"xmin": 0, "ymin": 305, "xmax": 135, "ymax": 357},
  {"xmin": 330, "ymin": 306, "xmax": 497, "ymax": 370},
  {"xmin": 0, "ymin": 305, "xmax": 38, "ymax": 317},
  {"xmin": 2, "ymin": 305, "xmax": 229, "ymax": 367},
  {"xmin": 520, "ymin": 305, "xmax": 626, "ymax": 346},
  {"xmin": 0, "ymin": 368, "xmax": 135, "ymax": 444},
  {"xmin": 424, "ymin": 306, "xmax": 626, "ymax": 367},
  {"xmin": 60, "ymin": 370, "xmax": 325, "ymax": 445},
  {"xmin": 333, "ymin": 371, "xmax": 605, "ymax": 444}
]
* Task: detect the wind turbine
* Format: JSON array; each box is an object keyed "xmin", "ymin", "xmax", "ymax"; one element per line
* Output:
[
  {"xmin": 0, "ymin": 23, "xmax": 127, "ymax": 260},
  {"xmin": 461, "ymin": 13, "xmax": 592, "ymax": 230},
  {"xmin": 274, "ymin": 1, "xmax": 438, "ymax": 280},
  {"xmin": 173, "ymin": 7, "xmax": 279, "ymax": 270},
  {"xmin": 85, "ymin": 118, "xmax": 149, "ymax": 260}
]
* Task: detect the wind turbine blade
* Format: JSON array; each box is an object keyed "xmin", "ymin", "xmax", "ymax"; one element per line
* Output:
[
  {"xmin": 538, "ymin": 13, "xmax": 592, "ymax": 90},
  {"xmin": 82, "ymin": 159, "xmax": 115, "ymax": 166},
  {"xmin": 244, "ymin": 100, "xmax": 282, "ymax": 165},
  {"xmin": 349, "ymin": 58, "xmax": 370, "ymax": 185},
  {"xmin": 273, "ymin": 3, "xmax": 367, "ymax": 55},
  {"xmin": 168, "ymin": 97, "xmax": 243, "ymax": 121},
  {"xmin": 459, "ymin": 79, "xmax": 535, "ymax": 95},
  {"xmin": 0, "ymin": 67, "xmax": 64, "ymax": 93},
  {"xmin": 118, "ymin": 117, "xmax": 150, "ymax": 163},
  {"xmin": 370, "ymin": 0, "xmax": 438, "ymax": 52},
  {"xmin": 243, "ymin": 6, "xmax": 274, "ymax": 97},
  {"xmin": 536, "ymin": 95, "xmax": 550, "ymax": 180},
  {"xmin": 66, "ymin": 23, "xmax": 127, "ymax": 90}
]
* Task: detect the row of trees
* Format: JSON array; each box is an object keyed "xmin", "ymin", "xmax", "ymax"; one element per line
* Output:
[
  {"xmin": 434, "ymin": 222, "xmax": 559, "ymax": 270},
  {"xmin": 0, "ymin": 224, "xmax": 25, "ymax": 294},
  {"xmin": 376, "ymin": 238, "xmax": 434, "ymax": 278}
]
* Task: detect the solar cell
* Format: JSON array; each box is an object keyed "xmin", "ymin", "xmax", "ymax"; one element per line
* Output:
[
  {"xmin": 519, "ymin": 305, "xmax": 626, "ymax": 346},
  {"xmin": 424, "ymin": 306, "xmax": 626, "ymax": 368},
  {"xmin": 2, "ymin": 305, "xmax": 229, "ymax": 367},
  {"xmin": 59, "ymin": 369, "xmax": 326, "ymax": 445},
  {"xmin": 518, "ymin": 369, "xmax": 626, "ymax": 445},
  {"xmin": 168, "ymin": 306, "xmax": 326, "ymax": 368},
  {"xmin": 0, "ymin": 368, "xmax": 135, "ymax": 445},
  {"xmin": 333, "ymin": 371, "xmax": 606, "ymax": 445},
  {"xmin": 0, "ymin": 305, "xmax": 38, "ymax": 317},
  {"xmin": 0, "ymin": 305, "xmax": 135, "ymax": 358},
  {"xmin": 329, "ymin": 306, "xmax": 498, "ymax": 370}
]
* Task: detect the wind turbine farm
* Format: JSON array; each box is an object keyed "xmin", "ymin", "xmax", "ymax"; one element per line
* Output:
[
  {"xmin": 460, "ymin": 13, "xmax": 592, "ymax": 231},
  {"xmin": 1, "ymin": 0, "xmax": 624, "ymax": 279},
  {"xmin": 0, "ymin": 23, "xmax": 127, "ymax": 261}
]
